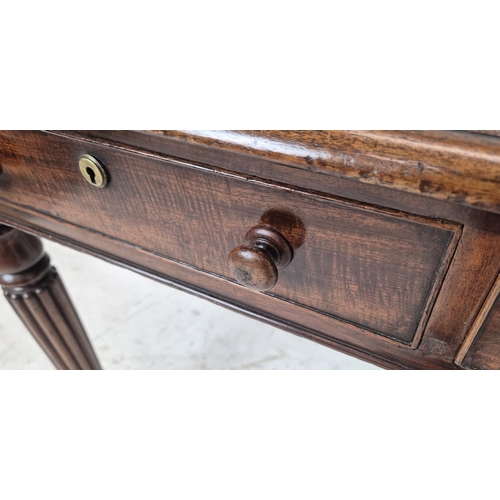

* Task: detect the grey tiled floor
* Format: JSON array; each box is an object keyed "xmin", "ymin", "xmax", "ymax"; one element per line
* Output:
[{"xmin": 0, "ymin": 239, "xmax": 380, "ymax": 369}]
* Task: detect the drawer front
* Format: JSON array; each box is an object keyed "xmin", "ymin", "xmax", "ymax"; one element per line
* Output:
[
  {"xmin": 0, "ymin": 131, "xmax": 460, "ymax": 346},
  {"xmin": 455, "ymin": 274, "xmax": 500, "ymax": 369}
]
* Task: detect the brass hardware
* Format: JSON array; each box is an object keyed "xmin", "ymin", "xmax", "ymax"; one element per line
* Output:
[{"xmin": 78, "ymin": 154, "xmax": 108, "ymax": 188}]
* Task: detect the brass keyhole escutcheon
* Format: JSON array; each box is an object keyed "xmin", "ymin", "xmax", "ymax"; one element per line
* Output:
[{"xmin": 78, "ymin": 154, "xmax": 108, "ymax": 188}]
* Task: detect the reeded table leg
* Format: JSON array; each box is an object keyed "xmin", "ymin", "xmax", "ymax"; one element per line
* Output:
[{"xmin": 0, "ymin": 225, "xmax": 101, "ymax": 370}]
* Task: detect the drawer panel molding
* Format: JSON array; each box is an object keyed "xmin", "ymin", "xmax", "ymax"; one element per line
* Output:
[
  {"xmin": 455, "ymin": 273, "xmax": 500, "ymax": 369},
  {"xmin": 0, "ymin": 131, "xmax": 462, "ymax": 349}
]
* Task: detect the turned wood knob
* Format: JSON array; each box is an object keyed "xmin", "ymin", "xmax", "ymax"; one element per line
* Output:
[{"xmin": 228, "ymin": 225, "xmax": 293, "ymax": 292}]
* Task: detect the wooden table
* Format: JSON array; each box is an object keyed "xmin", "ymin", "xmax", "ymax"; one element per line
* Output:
[{"xmin": 1, "ymin": 130, "xmax": 500, "ymax": 369}]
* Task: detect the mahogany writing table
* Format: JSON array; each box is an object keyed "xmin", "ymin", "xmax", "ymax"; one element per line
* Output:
[{"xmin": 1, "ymin": 130, "xmax": 500, "ymax": 369}]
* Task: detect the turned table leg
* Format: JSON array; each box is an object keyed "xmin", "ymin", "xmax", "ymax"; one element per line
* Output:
[{"xmin": 0, "ymin": 224, "xmax": 101, "ymax": 370}]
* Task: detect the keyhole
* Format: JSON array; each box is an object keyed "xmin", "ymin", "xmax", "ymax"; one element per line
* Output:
[
  {"xmin": 79, "ymin": 155, "xmax": 107, "ymax": 188},
  {"xmin": 86, "ymin": 166, "xmax": 96, "ymax": 184}
]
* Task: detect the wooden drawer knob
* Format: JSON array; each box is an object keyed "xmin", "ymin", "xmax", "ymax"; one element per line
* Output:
[{"xmin": 228, "ymin": 225, "xmax": 293, "ymax": 292}]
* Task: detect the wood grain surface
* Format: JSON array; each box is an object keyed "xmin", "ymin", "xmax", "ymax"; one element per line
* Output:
[
  {"xmin": 0, "ymin": 204, "xmax": 452, "ymax": 369},
  {"xmin": 419, "ymin": 228, "xmax": 500, "ymax": 361},
  {"xmin": 68, "ymin": 130, "xmax": 500, "ymax": 215},
  {"xmin": 64, "ymin": 130, "xmax": 500, "ymax": 234},
  {"xmin": 455, "ymin": 273, "xmax": 500, "ymax": 369},
  {"xmin": 2, "ymin": 130, "xmax": 500, "ymax": 369},
  {"xmin": 0, "ymin": 131, "xmax": 460, "ymax": 347}
]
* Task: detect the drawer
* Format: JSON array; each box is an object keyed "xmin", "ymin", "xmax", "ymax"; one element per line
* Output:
[
  {"xmin": 0, "ymin": 131, "xmax": 461, "ymax": 348},
  {"xmin": 455, "ymin": 273, "xmax": 500, "ymax": 369}
]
